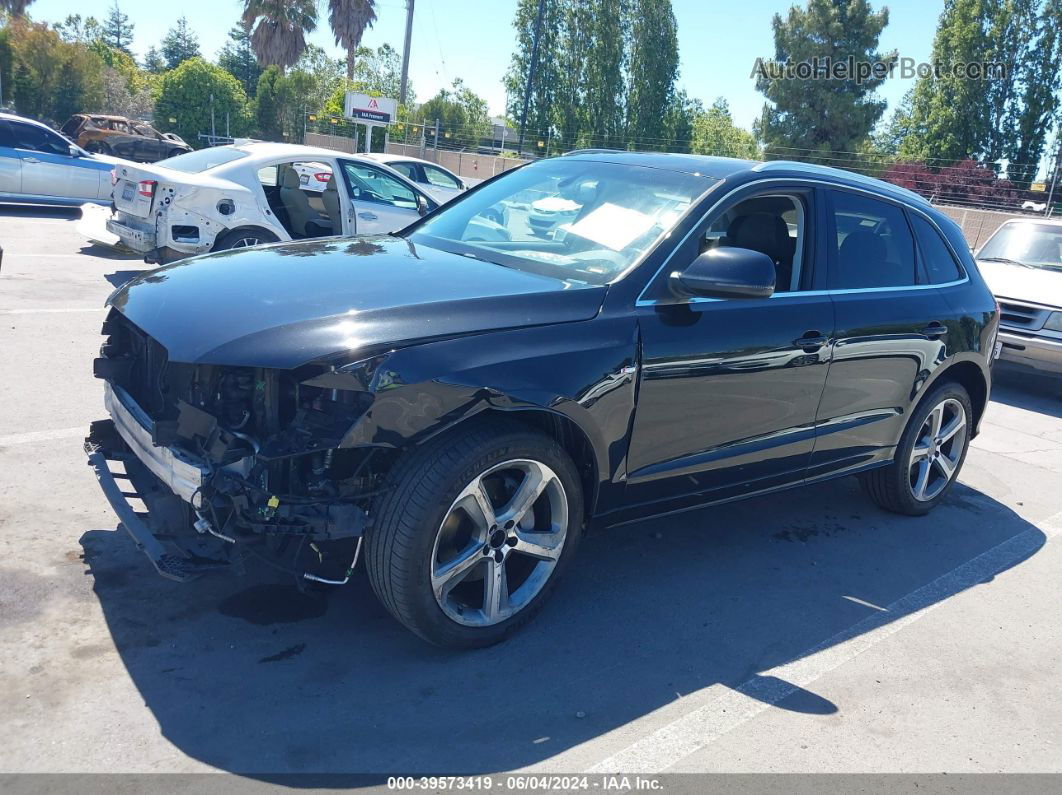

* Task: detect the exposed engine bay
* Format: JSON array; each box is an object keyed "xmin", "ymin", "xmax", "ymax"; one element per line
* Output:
[{"xmin": 87, "ymin": 310, "xmax": 386, "ymax": 584}]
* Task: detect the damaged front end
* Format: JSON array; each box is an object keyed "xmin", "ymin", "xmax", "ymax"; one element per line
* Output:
[{"xmin": 87, "ymin": 310, "xmax": 384, "ymax": 584}]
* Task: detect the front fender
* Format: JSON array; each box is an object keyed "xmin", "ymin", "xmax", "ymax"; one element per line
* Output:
[{"xmin": 311, "ymin": 317, "xmax": 640, "ymax": 502}]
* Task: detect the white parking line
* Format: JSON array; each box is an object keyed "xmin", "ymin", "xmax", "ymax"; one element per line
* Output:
[
  {"xmin": 0, "ymin": 307, "xmax": 104, "ymax": 314},
  {"xmin": 585, "ymin": 509, "xmax": 1062, "ymax": 774},
  {"xmin": 0, "ymin": 427, "xmax": 87, "ymax": 447}
]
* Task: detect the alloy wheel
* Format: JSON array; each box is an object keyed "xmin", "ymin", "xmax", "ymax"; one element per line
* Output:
[
  {"xmin": 908, "ymin": 397, "xmax": 967, "ymax": 502},
  {"xmin": 230, "ymin": 237, "xmax": 262, "ymax": 248},
  {"xmin": 430, "ymin": 459, "xmax": 569, "ymax": 627}
]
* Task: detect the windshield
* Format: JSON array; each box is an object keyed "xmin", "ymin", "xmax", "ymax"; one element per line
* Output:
[
  {"xmin": 408, "ymin": 159, "xmax": 715, "ymax": 285},
  {"xmin": 160, "ymin": 147, "xmax": 248, "ymax": 173},
  {"xmin": 978, "ymin": 222, "xmax": 1062, "ymax": 271}
]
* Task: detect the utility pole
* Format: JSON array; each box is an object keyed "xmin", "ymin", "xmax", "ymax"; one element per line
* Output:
[
  {"xmin": 517, "ymin": 0, "xmax": 546, "ymax": 156},
  {"xmin": 399, "ymin": 0, "xmax": 415, "ymax": 106},
  {"xmin": 1046, "ymin": 139, "xmax": 1062, "ymax": 218}
]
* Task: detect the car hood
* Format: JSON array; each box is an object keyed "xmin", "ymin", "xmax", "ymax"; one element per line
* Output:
[
  {"xmin": 976, "ymin": 258, "xmax": 1062, "ymax": 308},
  {"xmin": 109, "ymin": 235, "xmax": 607, "ymax": 368}
]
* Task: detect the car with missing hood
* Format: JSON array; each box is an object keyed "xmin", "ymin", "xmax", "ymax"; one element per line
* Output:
[
  {"xmin": 975, "ymin": 217, "xmax": 1062, "ymax": 377},
  {"xmin": 101, "ymin": 141, "xmax": 439, "ymax": 263},
  {"xmin": 60, "ymin": 114, "xmax": 192, "ymax": 162},
  {"xmin": 87, "ymin": 151, "xmax": 998, "ymax": 647}
]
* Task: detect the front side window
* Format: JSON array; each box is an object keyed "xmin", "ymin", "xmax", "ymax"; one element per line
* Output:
[
  {"xmin": 423, "ymin": 164, "xmax": 462, "ymax": 190},
  {"xmin": 343, "ymin": 161, "xmax": 419, "ymax": 209},
  {"xmin": 409, "ymin": 159, "xmax": 713, "ymax": 286},
  {"xmin": 978, "ymin": 222, "xmax": 1062, "ymax": 272},
  {"xmin": 912, "ymin": 214, "xmax": 963, "ymax": 283},
  {"xmin": 829, "ymin": 191, "xmax": 917, "ymax": 289},
  {"xmin": 701, "ymin": 193, "xmax": 807, "ymax": 292}
]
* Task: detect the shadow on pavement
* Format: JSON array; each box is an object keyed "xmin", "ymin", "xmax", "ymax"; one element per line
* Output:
[
  {"xmin": 79, "ymin": 476, "xmax": 1044, "ymax": 778},
  {"xmin": 0, "ymin": 204, "xmax": 82, "ymax": 220},
  {"xmin": 104, "ymin": 269, "xmax": 149, "ymax": 289},
  {"xmin": 991, "ymin": 368, "xmax": 1062, "ymax": 419}
]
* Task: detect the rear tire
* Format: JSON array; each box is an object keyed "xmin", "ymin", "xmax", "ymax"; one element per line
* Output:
[
  {"xmin": 213, "ymin": 228, "xmax": 279, "ymax": 251},
  {"xmin": 365, "ymin": 417, "xmax": 583, "ymax": 648},
  {"xmin": 860, "ymin": 381, "xmax": 973, "ymax": 515}
]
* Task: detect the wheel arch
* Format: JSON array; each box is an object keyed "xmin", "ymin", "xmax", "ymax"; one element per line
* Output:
[
  {"xmin": 918, "ymin": 358, "xmax": 989, "ymax": 435},
  {"xmin": 212, "ymin": 225, "xmax": 281, "ymax": 251}
]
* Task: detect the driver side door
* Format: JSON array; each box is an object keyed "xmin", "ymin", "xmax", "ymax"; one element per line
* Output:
[
  {"xmin": 623, "ymin": 183, "xmax": 835, "ymax": 513},
  {"xmin": 339, "ymin": 160, "xmax": 434, "ymax": 235},
  {"xmin": 10, "ymin": 121, "xmax": 103, "ymax": 201}
]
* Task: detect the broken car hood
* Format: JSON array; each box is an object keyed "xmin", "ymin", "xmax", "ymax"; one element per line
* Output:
[{"xmin": 109, "ymin": 235, "xmax": 607, "ymax": 368}]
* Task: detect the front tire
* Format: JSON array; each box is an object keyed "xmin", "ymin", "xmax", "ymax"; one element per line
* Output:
[
  {"xmin": 860, "ymin": 381, "xmax": 973, "ymax": 515},
  {"xmin": 365, "ymin": 417, "xmax": 583, "ymax": 648}
]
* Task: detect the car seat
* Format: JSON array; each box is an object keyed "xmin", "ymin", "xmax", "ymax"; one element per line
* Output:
[
  {"xmin": 279, "ymin": 168, "xmax": 319, "ymax": 238},
  {"xmin": 726, "ymin": 213, "xmax": 794, "ymax": 290},
  {"xmin": 837, "ymin": 230, "xmax": 890, "ymax": 288},
  {"xmin": 322, "ymin": 176, "xmax": 342, "ymax": 231}
]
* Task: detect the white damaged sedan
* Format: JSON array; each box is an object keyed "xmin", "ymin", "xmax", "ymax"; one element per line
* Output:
[{"xmin": 97, "ymin": 141, "xmax": 440, "ymax": 262}]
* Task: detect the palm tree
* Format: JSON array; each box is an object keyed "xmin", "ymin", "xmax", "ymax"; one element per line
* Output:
[
  {"xmin": 328, "ymin": 0, "xmax": 377, "ymax": 80},
  {"xmin": 1, "ymin": 0, "xmax": 36, "ymax": 14},
  {"xmin": 241, "ymin": 0, "xmax": 318, "ymax": 72}
]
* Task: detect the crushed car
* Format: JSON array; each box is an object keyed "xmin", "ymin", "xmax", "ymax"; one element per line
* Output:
[{"xmin": 60, "ymin": 114, "xmax": 192, "ymax": 162}]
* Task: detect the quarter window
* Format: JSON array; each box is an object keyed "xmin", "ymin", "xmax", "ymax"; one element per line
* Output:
[
  {"xmin": 911, "ymin": 214, "xmax": 963, "ymax": 284},
  {"xmin": 829, "ymin": 191, "xmax": 917, "ymax": 289}
]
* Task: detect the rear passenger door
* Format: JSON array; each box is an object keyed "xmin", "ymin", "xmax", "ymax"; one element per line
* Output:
[{"xmin": 809, "ymin": 189, "xmax": 958, "ymax": 479}]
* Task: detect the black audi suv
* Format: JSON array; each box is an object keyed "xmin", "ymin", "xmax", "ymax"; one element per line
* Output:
[{"xmin": 88, "ymin": 151, "xmax": 999, "ymax": 647}]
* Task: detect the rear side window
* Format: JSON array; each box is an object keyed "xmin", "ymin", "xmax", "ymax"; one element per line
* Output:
[
  {"xmin": 387, "ymin": 161, "xmax": 418, "ymax": 181},
  {"xmin": 423, "ymin": 164, "xmax": 462, "ymax": 190},
  {"xmin": 912, "ymin": 214, "xmax": 963, "ymax": 284},
  {"xmin": 829, "ymin": 191, "xmax": 917, "ymax": 289}
]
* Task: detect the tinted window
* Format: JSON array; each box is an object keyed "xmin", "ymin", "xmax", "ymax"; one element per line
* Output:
[
  {"xmin": 423, "ymin": 164, "xmax": 461, "ymax": 190},
  {"xmin": 829, "ymin": 191, "xmax": 917, "ymax": 289},
  {"xmin": 10, "ymin": 122, "xmax": 70, "ymax": 155},
  {"xmin": 0, "ymin": 120, "xmax": 14, "ymax": 148},
  {"xmin": 912, "ymin": 214, "xmax": 963, "ymax": 283}
]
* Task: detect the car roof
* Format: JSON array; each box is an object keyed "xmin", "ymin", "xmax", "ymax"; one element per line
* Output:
[
  {"xmin": 226, "ymin": 140, "xmax": 381, "ymax": 164},
  {"xmin": 364, "ymin": 152, "xmax": 443, "ymax": 168},
  {"xmin": 560, "ymin": 150, "xmax": 931, "ymax": 207},
  {"xmin": 0, "ymin": 112, "xmax": 57, "ymax": 131},
  {"xmin": 997, "ymin": 216, "xmax": 1062, "ymax": 228}
]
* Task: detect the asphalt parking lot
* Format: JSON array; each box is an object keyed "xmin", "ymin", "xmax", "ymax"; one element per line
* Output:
[{"xmin": 2, "ymin": 204, "xmax": 1062, "ymax": 777}]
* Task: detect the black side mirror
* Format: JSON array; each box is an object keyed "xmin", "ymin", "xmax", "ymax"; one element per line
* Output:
[{"xmin": 669, "ymin": 247, "xmax": 776, "ymax": 299}]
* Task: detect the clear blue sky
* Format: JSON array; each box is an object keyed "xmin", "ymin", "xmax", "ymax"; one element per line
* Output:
[{"xmin": 27, "ymin": 0, "xmax": 942, "ymax": 130}]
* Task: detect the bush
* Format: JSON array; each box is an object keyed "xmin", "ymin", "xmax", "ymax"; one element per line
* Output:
[{"xmin": 154, "ymin": 57, "xmax": 252, "ymax": 146}]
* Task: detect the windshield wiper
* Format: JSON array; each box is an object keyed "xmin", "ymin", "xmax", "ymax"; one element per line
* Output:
[{"xmin": 979, "ymin": 256, "xmax": 1035, "ymax": 268}]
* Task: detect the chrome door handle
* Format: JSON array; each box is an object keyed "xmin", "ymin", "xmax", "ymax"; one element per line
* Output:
[
  {"xmin": 921, "ymin": 322, "xmax": 948, "ymax": 339},
  {"xmin": 792, "ymin": 331, "xmax": 828, "ymax": 352},
  {"xmin": 22, "ymin": 157, "xmax": 40, "ymax": 163},
  {"xmin": 358, "ymin": 211, "xmax": 378, "ymax": 221}
]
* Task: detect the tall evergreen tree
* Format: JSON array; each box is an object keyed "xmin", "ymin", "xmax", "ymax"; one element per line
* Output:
[
  {"xmin": 585, "ymin": 0, "xmax": 628, "ymax": 149},
  {"xmin": 102, "ymin": 1, "xmax": 134, "ymax": 55},
  {"xmin": 625, "ymin": 0, "xmax": 678, "ymax": 150},
  {"xmin": 218, "ymin": 24, "xmax": 263, "ymax": 97},
  {"xmin": 142, "ymin": 46, "xmax": 165, "ymax": 74},
  {"xmin": 161, "ymin": 16, "xmax": 201, "ymax": 70},
  {"xmin": 504, "ymin": 0, "xmax": 563, "ymax": 149},
  {"xmin": 755, "ymin": 0, "xmax": 894, "ymax": 159}
]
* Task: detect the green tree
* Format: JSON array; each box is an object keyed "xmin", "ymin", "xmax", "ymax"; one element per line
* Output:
[
  {"xmin": 755, "ymin": 0, "xmax": 894, "ymax": 160},
  {"xmin": 54, "ymin": 15, "xmax": 103, "ymax": 44},
  {"xmin": 154, "ymin": 57, "xmax": 252, "ymax": 144},
  {"xmin": 875, "ymin": 87, "xmax": 914, "ymax": 157},
  {"xmin": 161, "ymin": 16, "xmax": 201, "ymax": 70},
  {"xmin": 142, "ymin": 46, "xmax": 164, "ymax": 74},
  {"xmin": 504, "ymin": 0, "xmax": 563, "ymax": 149},
  {"xmin": 664, "ymin": 90, "xmax": 701, "ymax": 153},
  {"xmin": 102, "ymin": 1, "xmax": 133, "ymax": 55},
  {"xmin": 690, "ymin": 98, "xmax": 760, "ymax": 159},
  {"xmin": 1, "ymin": 0, "xmax": 34, "ymax": 16},
  {"xmin": 255, "ymin": 65, "xmax": 283, "ymax": 139},
  {"xmin": 327, "ymin": 0, "xmax": 376, "ymax": 80},
  {"xmin": 584, "ymin": 0, "xmax": 628, "ymax": 149},
  {"xmin": 242, "ymin": 0, "xmax": 317, "ymax": 72},
  {"xmin": 218, "ymin": 24, "xmax": 263, "ymax": 97},
  {"xmin": 416, "ymin": 79, "xmax": 491, "ymax": 149},
  {"xmin": 625, "ymin": 0, "xmax": 678, "ymax": 150},
  {"xmin": 6, "ymin": 21, "xmax": 104, "ymax": 122}
]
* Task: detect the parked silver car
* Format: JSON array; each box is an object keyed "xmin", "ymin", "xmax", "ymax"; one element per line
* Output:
[
  {"xmin": 976, "ymin": 218, "xmax": 1062, "ymax": 376},
  {"xmin": 0, "ymin": 113, "xmax": 118, "ymax": 205}
]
